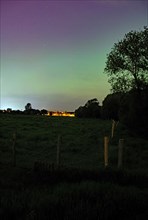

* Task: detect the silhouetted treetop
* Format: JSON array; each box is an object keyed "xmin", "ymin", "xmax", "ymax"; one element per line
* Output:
[
  {"xmin": 25, "ymin": 103, "xmax": 32, "ymax": 111},
  {"xmin": 75, "ymin": 98, "xmax": 101, "ymax": 118},
  {"xmin": 104, "ymin": 26, "xmax": 148, "ymax": 93}
]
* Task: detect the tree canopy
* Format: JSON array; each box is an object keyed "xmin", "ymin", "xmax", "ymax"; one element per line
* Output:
[
  {"xmin": 101, "ymin": 93, "xmax": 122, "ymax": 121},
  {"xmin": 104, "ymin": 27, "xmax": 148, "ymax": 93},
  {"xmin": 25, "ymin": 103, "xmax": 32, "ymax": 111},
  {"xmin": 75, "ymin": 98, "xmax": 101, "ymax": 118}
]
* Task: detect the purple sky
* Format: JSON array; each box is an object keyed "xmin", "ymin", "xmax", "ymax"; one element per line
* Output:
[{"xmin": 1, "ymin": 0, "xmax": 147, "ymax": 111}]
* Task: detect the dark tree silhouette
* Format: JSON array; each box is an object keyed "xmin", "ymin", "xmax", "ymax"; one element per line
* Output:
[
  {"xmin": 101, "ymin": 93, "xmax": 122, "ymax": 121},
  {"xmin": 41, "ymin": 109, "xmax": 48, "ymax": 115},
  {"xmin": 75, "ymin": 98, "xmax": 101, "ymax": 118},
  {"xmin": 119, "ymin": 89, "xmax": 148, "ymax": 137},
  {"xmin": 104, "ymin": 27, "xmax": 148, "ymax": 93},
  {"xmin": 25, "ymin": 103, "xmax": 32, "ymax": 111}
]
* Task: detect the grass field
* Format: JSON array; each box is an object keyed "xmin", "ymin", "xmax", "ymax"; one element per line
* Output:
[{"xmin": 0, "ymin": 114, "xmax": 148, "ymax": 219}]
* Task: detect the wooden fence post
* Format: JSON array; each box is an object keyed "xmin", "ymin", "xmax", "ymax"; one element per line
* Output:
[
  {"xmin": 111, "ymin": 120, "xmax": 116, "ymax": 138},
  {"xmin": 12, "ymin": 132, "xmax": 16, "ymax": 167},
  {"xmin": 104, "ymin": 136, "xmax": 109, "ymax": 167},
  {"xmin": 118, "ymin": 139, "xmax": 124, "ymax": 168},
  {"xmin": 57, "ymin": 135, "xmax": 61, "ymax": 168}
]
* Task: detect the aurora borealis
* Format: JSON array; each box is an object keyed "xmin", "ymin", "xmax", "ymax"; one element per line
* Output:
[{"xmin": 1, "ymin": 0, "xmax": 147, "ymax": 111}]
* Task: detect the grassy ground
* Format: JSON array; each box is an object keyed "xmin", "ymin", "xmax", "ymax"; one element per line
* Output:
[{"xmin": 0, "ymin": 114, "xmax": 148, "ymax": 219}]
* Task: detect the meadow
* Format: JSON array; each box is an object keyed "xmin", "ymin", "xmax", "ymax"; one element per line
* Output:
[{"xmin": 0, "ymin": 114, "xmax": 148, "ymax": 219}]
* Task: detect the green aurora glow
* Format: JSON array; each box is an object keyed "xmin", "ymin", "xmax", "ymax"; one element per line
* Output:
[{"xmin": 1, "ymin": 0, "xmax": 147, "ymax": 111}]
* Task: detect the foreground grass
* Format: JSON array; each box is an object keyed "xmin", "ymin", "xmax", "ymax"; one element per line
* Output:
[
  {"xmin": 0, "ymin": 165, "xmax": 148, "ymax": 220},
  {"xmin": 0, "ymin": 114, "xmax": 148, "ymax": 219}
]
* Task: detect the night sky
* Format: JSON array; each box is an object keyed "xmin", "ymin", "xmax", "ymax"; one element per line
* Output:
[{"xmin": 1, "ymin": 0, "xmax": 147, "ymax": 111}]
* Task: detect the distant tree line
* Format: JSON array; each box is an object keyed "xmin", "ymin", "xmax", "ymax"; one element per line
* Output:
[
  {"xmin": 75, "ymin": 96, "xmax": 121, "ymax": 121},
  {"xmin": 24, "ymin": 103, "xmax": 48, "ymax": 115},
  {"xmin": 75, "ymin": 98, "xmax": 101, "ymax": 118},
  {"xmin": 0, "ymin": 103, "xmax": 48, "ymax": 116},
  {"xmin": 75, "ymin": 89, "xmax": 148, "ymax": 137}
]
